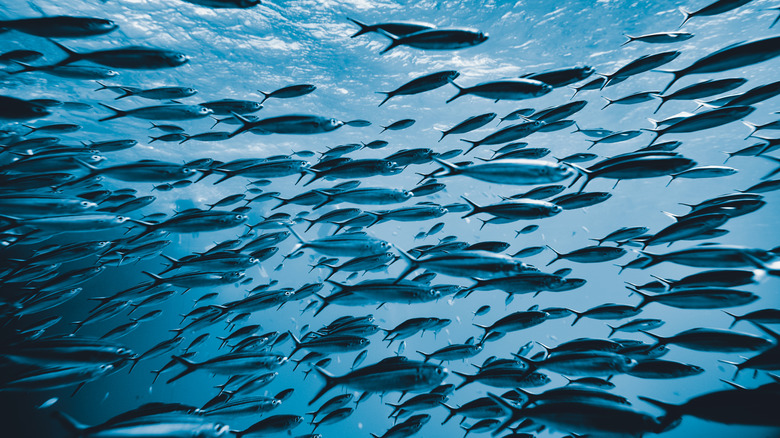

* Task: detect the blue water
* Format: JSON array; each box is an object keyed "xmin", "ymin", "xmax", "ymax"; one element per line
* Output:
[{"xmin": 1, "ymin": 0, "xmax": 779, "ymax": 437}]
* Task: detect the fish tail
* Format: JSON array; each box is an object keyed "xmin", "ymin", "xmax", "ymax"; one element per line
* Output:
[
  {"xmin": 570, "ymin": 311, "xmax": 583, "ymax": 326},
  {"xmin": 227, "ymin": 111, "xmax": 254, "ymax": 138},
  {"xmin": 98, "ymin": 103, "xmax": 127, "ymax": 122},
  {"xmin": 722, "ymin": 310, "xmax": 739, "ymax": 329},
  {"xmin": 460, "ymin": 139, "xmax": 481, "ymax": 154},
  {"xmin": 626, "ymin": 285, "xmax": 651, "ymax": 309},
  {"xmin": 741, "ymin": 121, "xmax": 758, "ymax": 139},
  {"xmin": 347, "ymin": 17, "xmax": 371, "ymax": 38},
  {"xmin": 607, "ymin": 324, "xmax": 618, "ymax": 337},
  {"xmin": 432, "ymin": 157, "xmax": 462, "ymax": 177},
  {"xmin": 51, "ymin": 411, "xmax": 87, "ymax": 437},
  {"xmin": 49, "ymin": 39, "xmax": 80, "ymax": 65},
  {"xmin": 440, "ymin": 403, "xmax": 458, "ymax": 424},
  {"xmin": 486, "ymin": 392, "xmax": 521, "ymax": 435},
  {"xmin": 257, "ymin": 90, "xmax": 270, "ymax": 105},
  {"xmin": 655, "ymin": 69, "xmax": 683, "ymax": 94},
  {"xmin": 416, "ymin": 350, "xmax": 431, "ymax": 362},
  {"xmin": 445, "ymin": 81, "xmax": 466, "ymax": 103},
  {"xmin": 376, "ymin": 28, "xmax": 400, "ymax": 54},
  {"xmin": 620, "ymin": 34, "xmax": 634, "ymax": 47},
  {"xmin": 637, "ymin": 329, "xmax": 665, "ymax": 345},
  {"xmin": 678, "ymin": 7, "xmax": 692, "ymax": 29},
  {"xmin": 459, "ymin": 196, "xmax": 482, "ymax": 219},
  {"xmin": 376, "ymin": 91, "xmax": 392, "ymax": 107},
  {"xmin": 648, "ymin": 274, "xmax": 672, "ymax": 288},
  {"xmin": 166, "ymin": 354, "xmax": 199, "ymax": 383},
  {"xmin": 600, "ymin": 96, "xmax": 613, "ymax": 110},
  {"xmin": 393, "ymin": 247, "xmax": 420, "ymax": 283},
  {"xmin": 116, "ymin": 87, "xmax": 136, "ymax": 100},
  {"xmin": 453, "ymin": 371, "xmax": 473, "ymax": 390},
  {"xmin": 309, "ymin": 367, "xmax": 338, "ymax": 405},
  {"xmin": 94, "ymin": 80, "xmax": 110, "ymax": 91},
  {"xmin": 594, "ymin": 72, "xmax": 611, "ymax": 89},
  {"xmin": 545, "ymin": 245, "xmax": 562, "ymax": 266},
  {"xmin": 653, "ymin": 97, "xmax": 667, "ymax": 114},
  {"xmin": 287, "ymin": 330, "xmax": 302, "ymax": 357},
  {"xmin": 639, "ymin": 127, "xmax": 662, "ymax": 146},
  {"xmin": 437, "ymin": 129, "xmax": 448, "ymax": 142},
  {"xmin": 637, "ymin": 396, "xmax": 682, "ymax": 431},
  {"xmin": 772, "ymin": 12, "xmax": 780, "ymax": 28}
]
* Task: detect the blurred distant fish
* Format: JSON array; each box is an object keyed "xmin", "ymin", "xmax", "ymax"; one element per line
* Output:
[
  {"xmin": 180, "ymin": 0, "xmax": 260, "ymax": 7},
  {"xmin": 348, "ymin": 18, "xmax": 434, "ymax": 38},
  {"xmin": 258, "ymin": 84, "xmax": 316, "ymax": 104},
  {"xmin": 51, "ymin": 41, "xmax": 189, "ymax": 70},
  {"xmin": 0, "ymin": 16, "xmax": 117, "ymax": 37},
  {"xmin": 0, "ymin": 95, "xmax": 51, "ymax": 120}
]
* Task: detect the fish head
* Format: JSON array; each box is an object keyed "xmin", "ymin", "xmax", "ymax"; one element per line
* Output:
[
  {"xmin": 325, "ymin": 118, "xmax": 344, "ymax": 131},
  {"xmin": 166, "ymin": 52, "xmax": 190, "ymax": 67},
  {"xmin": 473, "ymin": 32, "xmax": 489, "ymax": 44},
  {"xmin": 553, "ymin": 278, "xmax": 587, "ymax": 291},
  {"xmin": 538, "ymin": 83, "xmax": 554, "ymax": 95},
  {"xmin": 195, "ymin": 106, "xmax": 214, "ymax": 116},
  {"xmin": 79, "ymin": 200, "xmax": 98, "ymax": 210},
  {"xmin": 618, "ymin": 355, "xmax": 638, "ymax": 371},
  {"xmin": 223, "ymin": 271, "xmax": 245, "ymax": 281},
  {"xmin": 237, "ymin": 0, "xmax": 261, "ymax": 7},
  {"xmin": 87, "ymin": 19, "xmax": 118, "ymax": 34},
  {"xmin": 578, "ymin": 65, "xmax": 595, "ymax": 78},
  {"xmin": 209, "ymin": 423, "xmax": 231, "ymax": 437},
  {"xmin": 444, "ymin": 70, "xmax": 461, "ymax": 81}
]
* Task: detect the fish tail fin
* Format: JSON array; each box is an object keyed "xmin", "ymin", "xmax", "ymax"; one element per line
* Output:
[
  {"xmin": 637, "ymin": 329, "xmax": 665, "ymax": 345},
  {"xmin": 432, "ymin": 157, "xmax": 461, "ymax": 176},
  {"xmin": 545, "ymin": 245, "xmax": 562, "ymax": 266},
  {"xmin": 375, "ymin": 28, "xmax": 400, "ymax": 54},
  {"xmin": 460, "ymin": 139, "xmax": 480, "ymax": 154},
  {"xmin": 416, "ymin": 350, "xmax": 431, "ymax": 362},
  {"xmin": 116, "ymin": 87, "xmax": 136, "ymax": 100},
  {"xmin": 594, "ymin": 72, "xmax": 611, "ymax": 89},
  {"xmin": 98, "ymin": 103, "xmax": 127, "ymax": 122},
  {"xmin": 453, "ymin": 371, "xmax": 473, "ymax": 390},
  {"xmin": 718, "ymin": 359, "xmax": 743, "ymax": 379},
  {"xmin": 607, "ymin": 324, "xmax": 618, "ymax": 337},
  {"xmin": 446, "ymin": 81, "xmax": 466, "ymax": 104},
  {"xmin": 256, "ymin": 90, "xmax": 270, "ymax": 105},
  {"xmin": 653, "ymin": 97, "xmax": 667, "ymax": 114},
  {"xmin": 722, "ymin": 310, "xmax": 739, "ymax": 329},
  {"xmin": 621, "ymin": 34, "xmax": 634, "ymax": 47},
  {"xmin": 626, "ymin": 285, "xmax": 652, "ymax": 309},
  {"xmin": 437, "ymin": 129, "xmax": 448, "ymax": 142},
  {"xmin": 376, "ymin": 91, "xmax": 392, "ymax": 107},
  {"xmin": 51, "ymin": 411, "xmax": 87, "ymax": 437},
  {"xmin": 440, "ymin": 403, "xmax": 458, "ymax": 424},
  {"xmin": 570, "ymin": 311, "xmax": 583, "ymax": 326},
  {"xmin": 486, "ymin": 392, "xmax": 521, "ymax": 435},
  {"xmin": 678, "ymin": 7, "xmax": 692, "ymax": 29},
  {"xmin": 94, "ymin": 80, "xmax": 110, "ymax": 91},
  {"xmin": 49, "ymin": 39, "xmax": 80, "ymax": 65},
  {"xmin": 563, "ymin": 162, "xmax": 590, "ymax": 192},
  {"xmin": 661, "ymin": 210, "xmax": 681, "ymax": 221},
  {"xmin": 8, "ymin": 60, "xmax": 35, "ymax": 74},
  {"xmin": 600, "ymin": 96, "xmax": 614, "ymax": 110},
  {"xmin": 166, "ymin": 355, "xmax": 198, "ymax": 383},
  {"xmin": 284, "ymin": 224, "xmax": 307, "ymax": 253},
  {"xmin": 459, "ymin": 196, "xmax": 482, "ymax": 218},
  {"xmin": 287, "ymin": 330, "xmax": 302, "ymax": 357},
  {"xmin": 741, "ymin": 121, "xmax": 758, "ymax": 139},
  {"xmin": 648, "ymin": 274, "xmax": 672, "ymax": 287},
  {"xmin": 393, "ymin": 247, "xmax": 420, "ymax": 283},
  {"xmin": 227, "ymin": 111, "xmax": 254, "ymax": 138},
  {"xmin": 639, "ymin": 127, "xmax": 661, "ymax": 146},
  {"xmin": 347, "ymin": 17, "xmax": 371, "ymax": 38},
  {"xmin": 638, "ymin": 396, "xmax": 682, "ymax": 430},
  {"xmin": 309, "ymin": 367, "xmax": 338, "ymax": 405},
  {"xmin": 752, "ymin": 322, "xmax": 780, "ymax": 342},
  {"xmin": 655, "ymin": 69, "xmax": 683, "ymax": 94}
]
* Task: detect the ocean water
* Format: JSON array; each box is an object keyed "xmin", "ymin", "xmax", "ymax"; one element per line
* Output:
[{"xmin": 0, "ymin": 0, "xmax": 779, "ymax": 437}]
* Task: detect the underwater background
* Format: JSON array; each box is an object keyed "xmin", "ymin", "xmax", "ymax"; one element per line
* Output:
[{"xmin": 1, "ymin": 0, "xmax": 779, "ymax": 437}]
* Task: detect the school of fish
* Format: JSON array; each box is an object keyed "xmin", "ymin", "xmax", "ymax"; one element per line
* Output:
[{"xmin": 0, "ymin": 0, "xmax": 779, "ymax": 437}]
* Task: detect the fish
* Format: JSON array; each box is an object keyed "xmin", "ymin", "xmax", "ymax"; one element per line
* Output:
[
  {"xmin": 659, "ymin": 36, "xmax": 780, "ymax": 93},
  {"xmin": 376, "ymin": 28, "xmax": 488, "ymax": 54},
  {"xmin": 309, "ymin": 356, "xmax": 447, "ymax": 404},
  {"xmin": 258, "ymin": 84, "xmax": 316, "ymax": 104},
  {"xmin": 51, "ymin": 41, "xmax": 188, "ymax": 70},
  {"xmin": 347, "ymin": 18, "xmax": 434, "ymax": 38},
  {"xmin": 377, "ymin": 71, "xmax": 459, "ymax": 106},
  {"xmin": 622, "ymin": 31, "xmax": 694, "ymax": 46},
  {"xmin": 447, "ymin": 79, "xmax": 552, "ymax": 103},
  {"xmin": 678, "ymin": 0, "xmax": 753, "ymax": 28},
  {"xmin": 0, "ymin": 16, "xmax": 117, "ymax": 37}
]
